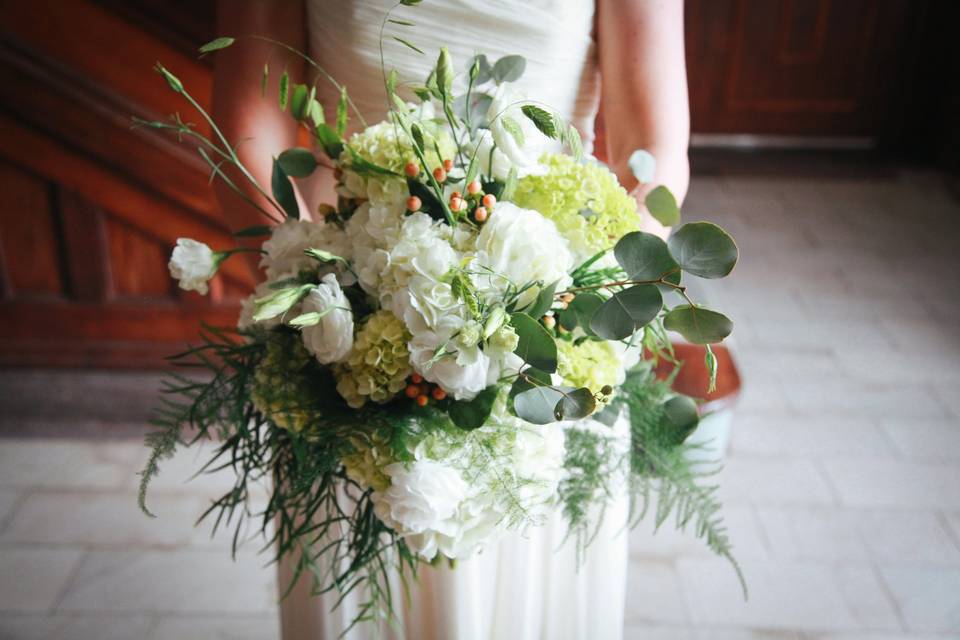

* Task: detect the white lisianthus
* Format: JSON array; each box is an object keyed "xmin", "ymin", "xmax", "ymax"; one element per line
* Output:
[
  {"xmin": 408, "ymin": 317, "xmax": 492, "ymax": 401},
  {"xmin": 373, "ymin": 459, "xmax": 468, "ymax": 559},
  {"xmin": 300, "ymin": 273, "xmax": 354, "ymax": 364},
  {"xmin": 168, "ymin": 238, "xmax": 217, "ymax": 295},
  {"xmin": 474, "ymin": 202, "xmax": 574, "ymax": 308},
  {"xmin": 485, "ymin": 84, "xmax": 551, "ymax": 174}
]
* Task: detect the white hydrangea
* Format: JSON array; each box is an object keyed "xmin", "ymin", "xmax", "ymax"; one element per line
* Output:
[
  {"xmin": 377, "ymin": 212, "xmax": 458, "ymax": 310},
  {"xmin": 168, "ymin": 238, "xmax": 217, "ymax": 295},
  {"xmin": 373, "ymin": 459, "xmax": 468, "ymax": 560},
  {"xmin": 300, "ymin": 273, "xmax": 354, "ymax": 364},
  {"xmin": 473, "ymin": 202, "xmax": 574, "ymax": 308}
]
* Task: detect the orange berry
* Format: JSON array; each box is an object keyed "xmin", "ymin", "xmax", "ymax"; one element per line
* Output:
[
  {"xmin": 431, "ymin": 387, "xmax": 447, "ymax": 401},
  {"xmin": 473, "ymin": 206, "xmax": 488, "ymax": 222},
  {"xmin": 433, "ymin": 167, "xmax": 447, "ymax": 183},
  {"xmin": 467, "ymin": 180, "xmax": 482, "ymax": 195},
  {"xmin": 482, "ymin": 193, "xmax": 496, "ymax": 209},
  {"xmin": 411, "ymin": 373, "xmax": 424, "ymax": 384},
  {"xmin": 450, "ymin": 196, "xmax": 465, "ymax": 212},
  {"xmin": 406, "ymin": 196, "xmax": 422, "ymax": 212},
  {"xmin": 451, "ymin": 191, "xmax": 462, "ymax": 200},
  {"xmin": 416, "ymin": 394, "xmax": 429, "ymax": 407},
  {"xmin": 404, "ymin": 162, "xmax": 420, "ymax": 178},
  {"xmin": 405, "ymin": 384, "xmax": 421, "ymax": 399},
  {"xmin": 542, "ymin": 315, "xmax": 556, "ymax": 329},
  {"xmin": 443, "ymin": 159, "xmax": 454, "ymax": 172}
]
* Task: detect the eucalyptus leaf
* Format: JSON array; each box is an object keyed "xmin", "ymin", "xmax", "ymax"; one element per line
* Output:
[
  {"xmin": 525, "ymin": 281, "xmax": 558, "ymax": 319},
  {"xmin": 645, "ymin": 185, "xmax": 681, "ymax": 227},
  {"xmin": 662, "ymin": 305, "xmax": 733, "ymax": 344},
  {"xmin": 589, "ymin": 285, "xmax": 663, "ymax": 341},
  {"xmin": 314, "ymin": 123, "xmax": 344, "ymax": 159},
  {"xmin": 278, "ymin": 147, "xmax": 317, "ymax": 178},
  {"xmin": 448, "ymin": 385, "xmax": 499, "ymax": 430},
  {"xmin": 513, "ymin": 385, "xmax": 565, "ymax": 424},
  {"xmin": 659, "ymin": 395, "xmax": 700, "ymax": 445},
  {"xmin": 511, "ymin": 312, "xmax": 557, "ymax": 373},
  {"xmin": 628, "ymin": 149, "xmax": 656, "ymax": 184},
  {"xmin": 492, "ymin": 55, "xmax": 526, "ymax": 84},
  {"xmin": 271, "ymin": 159, "xmax": 299, "ymax": 219},
  {"xmin": 555, "ymin": 387, "xmax": 596, "ymax": 421},
  {"xmin": 667, "ymin": 222, "xmax": 739, "ymax": 279},
  {"xmin": 468, "ymin": 54, "xmax": 493, "ymax": 84},
  {"xmin": 614, "ymin": 231, "xmax": 679, "ymax": 281},
  {"xmin": 199, "ymin": 36, "xmax": 234, "ymax": 54},
  {"xmin": 559, "ymin": 290, "xmax": 603, "ymax": 333}
]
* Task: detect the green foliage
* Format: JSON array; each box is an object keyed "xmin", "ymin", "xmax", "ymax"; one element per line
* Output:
[
  {"xmin": 663, "ymin": 305, "xmax": 733, "ymax": 345},
  {"xmin": 336, "ymin": 87, "xmax": 349, "ymax": 136},
  {"xmin": 394, "ymin": 36, "xmax": 424, "ymax": 54},
  {"xmin": 199, "ymin": 36, "xmax": 235, "ymax": 54},
  {"xmin": 523, "ymin": 280, "xmax": 558, "ymax": 319},
  {"xmin": 500, "ymin": 116, "xmax": 525, "ymax": 147},
  {"xmin": 271, "ymin": 159, "xmax": 299, "ymax": 219},
  {"xmin": 278, "ymin": 147, "xmax": 317, "ymax": 178},
  {"xmin": 521, "ymin": 105, "xmax": 558, "ymax": 138},
  {"xmin": 233, "ymin": 225, "xmax": 273, "ymax": 238},
  {"xmin": 510, "ymin": 313, "xmax": 557, "ymax": 373},
  {"xmin": 448, "ymin": 385, "xmax": 500, "ymax": 430},
  {"xmin": 289, "ymin": 83, "xmax": 310, "ymax": 121},
  {"xmin": 604, "ymin": 364, "xmax": 746, "ymax": 596},
  {"xmin": 659, "ymin": 396, "xmax": 700, "ymax": 445},
  {"xmin": 492, "ymin": 55, "xmax": 526, "ymax": 83},
  {"xmin": 589, "ymin": 285, "xmax": 663, "ymax": 341},
  {"xmin": 668, "ymin": 222, "xmax": 739, "ymax": 279},
  {"xmin": 614, "ymin": 231, "xmax": 679, "ymax": 281},
  {"xmin": 279, "ymin": 71, "xmax": 289, "ymax": 111},
  {"xmin": 644, "ymin": 185, "xmax": 681, "ymax": 227}
]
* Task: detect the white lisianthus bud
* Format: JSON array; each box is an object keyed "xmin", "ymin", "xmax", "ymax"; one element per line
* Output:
[
  {"xmin": 168, "ymin": 238, "xmax": 218, "ymax": 295},
  {"xmin": 300, "ymin": 274, "xmax": 354, "ymax": 364},
  {"xmin": 486, "ymin": 325, "xmax": 519, "ymax": 356}
]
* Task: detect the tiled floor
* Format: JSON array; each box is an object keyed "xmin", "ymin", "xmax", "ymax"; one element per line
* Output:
[{"xmin": 2, "ymin": 161, "xmax": 959, "ymax": 639}]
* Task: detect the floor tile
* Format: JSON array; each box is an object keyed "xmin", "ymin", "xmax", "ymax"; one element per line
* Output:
[
  {"xmin": 879, "ymin": 418, "xmax": 960, "ymax": 462},
  {"xmin": 820, "ymin": 459, "xmax": 960, "ymax": 509},
  {"xmin": 624, "ymin": 560, "xmax": 687, "ymax": 624},
  {"xmin": 730, "ymin": 415, "xmax": 896, "ymax": 459},
  {"xmin": 0, "ymin": 441, "xmax": 141, "ymax": 491},
  {"xmin": 56, "ymin": 550, "xmax": 277, "ymax": 615},
  {"xmin": 878, "ymin": 566, "xmax": 960, "ymax": 633},
  {"xmin": 0, "ymin": 549, "xmax": 84, "ymax": 612},
  {"xmin": 717, "ymin": 458, "xmax": 836, "ymax": 506},
  {"xmin": 148, "ymin": 615, "xmax": 280, "ymax": 640}
]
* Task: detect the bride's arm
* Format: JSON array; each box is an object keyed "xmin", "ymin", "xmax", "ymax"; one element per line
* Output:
[
  {"xmin": 212, "ymin": 1, "xmax": 306, "ymax": 241},
  {"xmin": 597, "ymin": 0, "xmax": 690, "ymax": 239}
]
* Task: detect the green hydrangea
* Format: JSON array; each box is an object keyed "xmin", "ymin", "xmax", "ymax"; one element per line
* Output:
[
  {"xmin": 513, "ymin": 153, "xmax": 640, "ymax": 261},
  {"xmin": 344, "ymin": 118, "xmax": 456, "ymax": 174},
  {"xmin": 556, "ymin": 339, "xmax": 622, "ymax": 397},
  {"xmin": 251, "ymin": 332, "xmax": 321, "ymax": 433},
  {"xmin": 335, "ymin": 310, "xmax": 412, "ymax": 408}
]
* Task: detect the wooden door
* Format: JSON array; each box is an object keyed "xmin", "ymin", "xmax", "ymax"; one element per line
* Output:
[
  {"xmin": 0, "ymin": 0, "xmax": 248, "ymax": 367},
  {"xmin": 685, "ymin": 0, "xmax": 925, "ymax": 137}
]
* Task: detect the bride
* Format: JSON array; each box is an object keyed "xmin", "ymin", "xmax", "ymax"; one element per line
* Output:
[{"xmin": 212, "ymin": 1, "xmax": 690, "ymax": 638}]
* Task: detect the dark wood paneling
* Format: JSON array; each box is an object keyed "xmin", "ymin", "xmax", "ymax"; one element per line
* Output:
[
  {"xmin": 686, "ymin": 0, "xmax": 922, "ymax": 136},
  {"xmin": 0, "ymin": 0, "xmax": 245, "ymax": 368}
]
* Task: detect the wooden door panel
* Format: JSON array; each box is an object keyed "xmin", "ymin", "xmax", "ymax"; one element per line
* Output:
[{"xmin": 686, "ymin": 0, "xmax": 921, "ymax": 135}]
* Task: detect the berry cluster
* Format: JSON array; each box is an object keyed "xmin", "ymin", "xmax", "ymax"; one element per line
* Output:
[
  {"xmin": 404, "ymin": 372, "xmax": 447, "ymax": 407},
  {"xmin": 403, "ymin": 160, "xmax": 496, "ymax": 224}
]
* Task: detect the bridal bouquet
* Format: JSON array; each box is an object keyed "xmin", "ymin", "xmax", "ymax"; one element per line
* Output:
[{"xmin": 139, "ymin": 20, "xmax": 742, "ymax": 625}]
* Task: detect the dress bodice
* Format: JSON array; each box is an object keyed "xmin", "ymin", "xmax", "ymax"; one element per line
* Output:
[{"xmin": 306, "ymin": 0, "xmax": 600, "ymax": 151}]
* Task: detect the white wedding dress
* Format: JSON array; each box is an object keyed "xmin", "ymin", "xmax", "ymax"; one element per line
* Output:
[{"xmin": 279, "ymin": 2, "xmax": 629, "ymax": 638}]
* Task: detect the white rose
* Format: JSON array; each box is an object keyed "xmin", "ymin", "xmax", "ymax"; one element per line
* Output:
[
  {"xmin": 300, "ymin": 274, "xmax": 354, "ymax": 364},
  {"xmin": 374, "ymin": 459, "xmax": 467, "ymax": 541},
  {"xmin": 168, "ymin": 238, "xmax": 217, "ymax": 295},
  {"xmin": 474, "ymin": 202, "xmax": 574, "ymax": 308}
]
